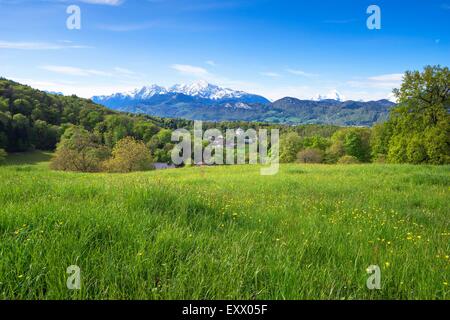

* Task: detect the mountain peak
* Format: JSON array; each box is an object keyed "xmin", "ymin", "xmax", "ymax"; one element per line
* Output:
[
  {"xmin": 92, "ymin": 82, "xmax": 270, "ymax": 104},
  {"xmin": 312, "ymin": 89, "xmax": 345, "ymax": 102}
]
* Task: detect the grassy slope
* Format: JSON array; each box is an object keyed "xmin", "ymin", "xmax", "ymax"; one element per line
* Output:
[{"xmin": 0, "ymin": 153, "xmax": 449, "ymax": 299}]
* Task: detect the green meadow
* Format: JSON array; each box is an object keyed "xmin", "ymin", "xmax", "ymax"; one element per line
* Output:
[{"xmin": 0, "ymin": 152, "xmax": 449, "ymax": 299}]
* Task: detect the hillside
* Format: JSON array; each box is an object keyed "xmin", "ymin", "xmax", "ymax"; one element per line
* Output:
[{"xmin": 0, "ymin": 78, "xmax": 191, "ymax": 152}]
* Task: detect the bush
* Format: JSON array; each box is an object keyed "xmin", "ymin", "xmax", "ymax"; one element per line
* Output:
[
  {"xmin": 50, "ymin": 127, "xmax": 110, "ymax": 172},
  {"xmin": 373, "ymin": 153, "xmax": 387, "ymax": 163},
  {"xmin": 280, "ymin": 132, "xmax": 302, "ymax": 163},
  {"xmin": 0, "ymin": 148, "xmax": 7, "ymax": 164},
  {"xmin": 337, "ymin": 155, "xmax": 360, "ymax": 164},
  {"xmin": 102, "ymin": 137, "xmax": 154, "ymax": 173},
  {"xmin": 297, "ymin": 148, "xmax": 323, "ymax": 163}
]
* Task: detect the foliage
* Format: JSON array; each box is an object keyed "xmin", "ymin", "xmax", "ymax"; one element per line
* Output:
[
  {"xmin": 50, "ymin": 127, "xmax": 110, "ymax": 172},
  {"xmin": 297, "ymin": 148, "xmax": 323, "ymax": 163},
  {"xmin": 280, "ymin": 132, "xmax": 302, "ymax": 163},
  {"xmin": 386, "ymin": 66, "xmax": 450, "ymax": 164},
  {"xmin": 370, "ymin": 122, "xmax": 392, "ymax": 160},
  {"xmin": 329, "ymin": 128, "xmax": 371, "ymax": 162},
  {"xmin": 103, "ymin": 137, "xmax": 154, "ymax": 173},
  {"xmin": 337, "ymin": 155, "xmax": 360, "ymax": 164},
  {"xmin": 0, "ymin": 148, "xmax": 6, "ymax": 164}
]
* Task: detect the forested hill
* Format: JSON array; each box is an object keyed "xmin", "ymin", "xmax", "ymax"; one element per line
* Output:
[
  {"xmin": 0, "ymin": 78, "xmax": 341, "ymax": 155},
  {"xmin": 0, "ymin": 78, "xmax": 193, "ymax": 152}
]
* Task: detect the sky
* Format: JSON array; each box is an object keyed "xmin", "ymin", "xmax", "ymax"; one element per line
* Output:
[{"xmin": 0, "ymin": 0, "xmax": 449, "ymax": 101}]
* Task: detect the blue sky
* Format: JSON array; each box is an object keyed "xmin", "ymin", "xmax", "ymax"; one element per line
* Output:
[{"xmin": 0, "ymin": 0, "xmax": 449, "ymax": 101}]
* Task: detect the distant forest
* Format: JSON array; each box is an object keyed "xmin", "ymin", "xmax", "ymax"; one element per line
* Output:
[{"xmin": 0, "ymin": 65, "xmax": 448, "ymax": 166}]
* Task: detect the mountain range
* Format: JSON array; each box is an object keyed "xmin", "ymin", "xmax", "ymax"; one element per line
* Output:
[{"xmin": 92, "ymin": 81, "xmax": 395, "ymax": 126}]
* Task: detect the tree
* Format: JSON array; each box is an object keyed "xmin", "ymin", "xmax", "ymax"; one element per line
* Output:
[
  {"xmin": 329, "ymin": 128, "xmax": 371, "ymax": 162},
  {"xmin": 280, "ymin": 132, "xmax": 302, "ymax": 163},
  {"xmin": 102, "ymin": 137, "xmax": 154, "ymax": 173},
  {"xmin": 0, "ymin": 148, "xmax": 6, "ymax": 164},
  {"xmin": 148, "ymin": 129, "xmax": 173, "ymax": 163},
  {"xmin": 13, "ymin": 99, "xmax": 32, "ymax": 116},
  {"xmin": 301, "ymin": 135, "xmax": 330, "ymax": 151},
  {"xmin": 50, "ymin": 126, "xmax": 110, "ymax": 172},
  {"xmin": 297, "ymin": 148, "xmax": 323, "ymax": 163},
  {"xmin": 387, "ymin": 65, "xmax": 450, "ymax": 164},
  {"xmin": 0, "ymin": 97, "xmax": 8, "ymax": 112},
  {"xmin": 338, "ymin": 155, "xmax": 360, "ymax": 164},
  {"xmin": 370, "ymin": 122, "xmax": 392, "ymax": 161},
  {"xmin": 32, "ymin": 120, "xmax": 61, "ymax": 150}
]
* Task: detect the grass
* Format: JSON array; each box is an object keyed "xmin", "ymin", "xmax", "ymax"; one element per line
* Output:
[{"xmin": 0, "ymin": 152, "xmax": 449, "ymax": 299}]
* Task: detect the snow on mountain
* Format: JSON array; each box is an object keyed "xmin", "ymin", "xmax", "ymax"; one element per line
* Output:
[
  {"xmin": 130, "ymin": 85, "xmax": 168, "ymax": 99},
  {"xmin": 312, "ymin": 89, "xmax": 345, "ymax": 102},
  {"xmin": 94, "ymin": 81, "xmax": 256, "ymax": 102},
  {"xmin": 94, "ymin": 85, "xmax": 167, "ymax": 101},
  {"xmin": 168, "ymin": 80, "xmax": 256, "ymax": 100},
  {"xmin": 169, "ymin": 80, "xmax": 246, "ymax": 100}
]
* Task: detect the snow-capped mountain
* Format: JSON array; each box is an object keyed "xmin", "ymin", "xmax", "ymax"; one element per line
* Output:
[
  {"xmin": 94, "ymin": 84, "xmax": 167, "ymax": 101},
  {"xmin": 312, "ymin": 89, "xmax": 345, "ymax": 102},
  {"xmin": 93, "ymin": 81, "xmax": 268, "ymax": 104},
  {"xmin": 91, "ymin": 82, "xmax": 395, "ymax": 126},
  {"xmin": 169, "ymin": 80, "xmax": 250, "ymax": 100}
]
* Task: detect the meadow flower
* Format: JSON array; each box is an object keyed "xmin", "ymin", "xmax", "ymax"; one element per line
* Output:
[{"xmin": 384, "ymin": 262, "xmax": 390, "ymax": 268}]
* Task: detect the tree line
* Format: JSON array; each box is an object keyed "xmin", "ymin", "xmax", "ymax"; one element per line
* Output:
[
  {"xmin": 280, "ymin": 66, "xmax": 449, "ymax": 165},
  {"xmin": 0, "ymin": 65, "xmax": 448, "ymax": 170}
]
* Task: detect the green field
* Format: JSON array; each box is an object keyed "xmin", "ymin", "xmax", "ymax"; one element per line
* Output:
[{"xmin": 0, "ymin": 152, "xmax": 449, "ymax": 299}]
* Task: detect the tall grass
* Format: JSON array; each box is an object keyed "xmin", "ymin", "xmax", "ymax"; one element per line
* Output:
[{"xmin": 0, "ymin": 153, "xmax": 449, "ymax": 299}]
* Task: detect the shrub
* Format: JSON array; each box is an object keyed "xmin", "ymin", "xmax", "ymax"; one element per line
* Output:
[
  {"xmin": 373, "ymin": 153, "xmax": 387, "ymax": 163},
  {"xmin": 330, "ymin": 128, "xmax": 372, "ymax": 162},
  {"xmin": 297, "ymin": 148, "xmax": 323, "ymax": 163},
  {"xmin": 0, "ymin": 148, "xmax": 7, "ymax": 164},
  {"xmin": 337, "ymin": 155, "xmax": 360, "ymax": 164},
  {"xmin": 280, "ymin": 132, "xmax": 302, "ymax": 163},
  {"xmin": 50, "ymin": 127, "xmax": 110, "ymax": 172},
  {"xmin": 102, "ymin": 137, "xmax": 154, "ymax": 173}
]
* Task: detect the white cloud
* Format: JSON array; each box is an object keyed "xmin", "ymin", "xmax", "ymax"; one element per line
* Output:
[
  {"xmin": 260, "ymin": 71, "xmax": 281, "ymax": 78},
  {"xmin": 287, "ymin": 68, "xmax": 318, "ymax": 77},
  {"xmin": 114, "ymin": 67, "xmax": 136, "ymax": 75},
  {"xmin": 11, "ymin": 77, "xmax": 139, "ymax": 99},
  {"xmin": 347, "ymin": 73, "xmax": 404, "ymax": 90},
  {"xmin": 0, "ymin": 41, "xmax": 90, "ymax": 50},
  {"xmin": 97, "ymin": 21, "xmax": 157, "ymax": 32},
  {"xmin": 205, "ymin": 60, "xmax": 217, "ymax": 66},
  {"xmin": 40, "ymin": 65, "xmax": 112, "ymax": 77},
  {"xmin": 79, "ymin": 0, "xmax": 123, "ymax": 5},
  {"xmin": 368, "ymin": 73, "xmax": 404, "ymax": 82},
  {"xmin": 171, "ymin": 64, "xmax": 209, "ymax": 76}
]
